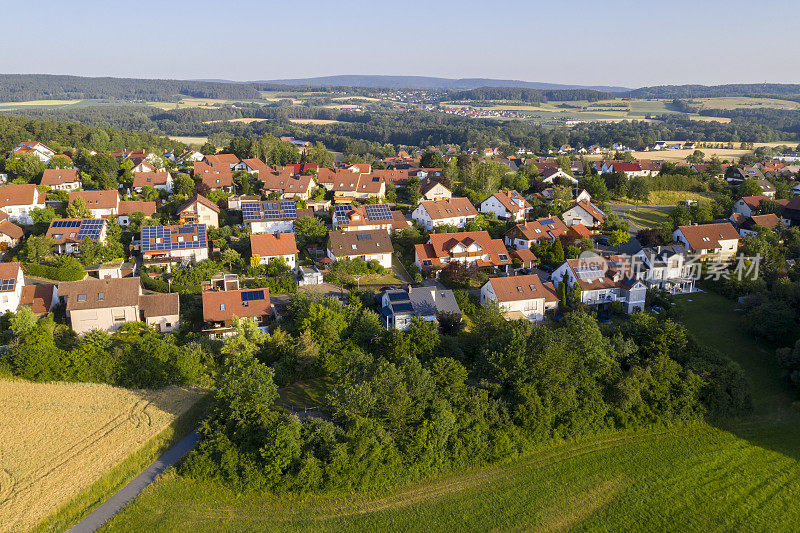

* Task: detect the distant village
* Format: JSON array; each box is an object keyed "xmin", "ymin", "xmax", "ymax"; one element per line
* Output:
[{"xmin": 1, "ymin": 134, "xmax": 797, "ymax": 339}]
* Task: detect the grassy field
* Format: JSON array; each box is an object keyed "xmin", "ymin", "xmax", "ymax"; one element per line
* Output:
[
  {"xmin": 168, "ymin": 136, "xmax": 208, "ymax": 146},
  {"xmin": 277, "ymin": 377, "xmax": 332, "ymax": 407},
  {"xmin": 0, "ymin": 380, "xmax": 205, "ymax": 531},
  {"xmin": 620, "ymin": 206, "xmax": 672, "ymax": 229},
  {"xmin": 102, "ymin": 292, "xmax": 800, "ymax": 531}
]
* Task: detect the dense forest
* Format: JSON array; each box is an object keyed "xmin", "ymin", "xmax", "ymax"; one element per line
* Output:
[
  {"xmin": 625, "ymin": 83, "xmax": 800, "ymax": 99},
  {"xmin": 0, "ymin": 74, "xmax": 296, "ymax": 102},
  {"xmin": 0, "ymin": 114, "xmax": 184, "ymax": 154},
  {"xmin": 446, "ymin": 87, "xmax": 615, "ymax": 103}
]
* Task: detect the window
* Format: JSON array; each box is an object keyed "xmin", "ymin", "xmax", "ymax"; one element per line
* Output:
[
  {"xmin": 77, "ymin": 294, "xmax": 87, "ymax": 302},
  {"xmin": 98, "ymin": 292, "xmax": 104, "ymax": 301},
  {"xmin": 220, "ymin": 304, "xmax": 226, "ymax": 310}
]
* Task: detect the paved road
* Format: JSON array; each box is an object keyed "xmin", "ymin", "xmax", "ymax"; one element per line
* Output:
[{"xmin": 67, "ymin": 430, "xmax": 201, "ymax": 533}]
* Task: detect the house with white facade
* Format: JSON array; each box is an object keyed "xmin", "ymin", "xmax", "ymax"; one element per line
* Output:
[
  {"xmin": 0, "ymin": 262, "xmax": 25, "ymax": 314},
  {"xmin": 327, "ymin": 229, "xmax": 394, "ymax": 269},
  {"xmin": 379, "ymin": 285, "xmax": 462, "ymax": 331},
  {"xmin": 411, "ymin": 198, "xmax": 478, "ymax": 230},
  {"xmin": 0, "ymin": 184, "xmax": 45, "ymax": 225},
  {"xmin": 631, "ymin": 245, "xmax": 696, "ymax": 294},
  {"xmin": 480, "ymin": 190, "xmax": 531, "ymax": 221},
  {"xmin": 133, "ymin": 171, "xmax": 173, "ymax": 194},
  {"xmin": 504, "ymin": 216, "xmax": 569, "ymax": 248},
  {"xmin": 241, "ymin": 200, "xmax": 312, "ymax": 234},
  {"xmin": 419, "ymin": 178, "xmax": 452, "ymax": 201},
  {"xmin": 672, "ymin": 222, "xmax": 740, "ymax": 261},
  {"xmin": 41, "ymin": 169, "xmax": 81, "ymax": 191},
  {"xmin": 46, "ymin": 218, "xmax": 107, "ymax": 254},
  {"xmin": 140, "ymin": 224, "xmax": 209, "ymax": 265},
  {"xmin": 551, "ymin": 255, "xmax": 646, "ymax": 314},
  {"xmin": 480, "ymin": 274, "xmax": 559, "ymax": 322},
  {"xmin": 250, "ymin": 232, "xmax": 299, "ymax": 269},
  {"xmin": 561, "ymin": 201, "xmax": 606, "ymax": 228},
  {"xmin": 414, "ymin": 231, "xmax": 511, "ymax": 273},
  {"xmin": 69, "ymin": 190, "xmax": 120, "ymax": 217}
]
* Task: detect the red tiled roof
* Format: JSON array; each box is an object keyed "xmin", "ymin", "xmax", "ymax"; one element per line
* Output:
[
  {"xmin": 250, "ymin": 232, "xmax": 298, "ymax": 257},
  {"xmin": 20, "ymin": 283, "xmax": 55, "ymax": 315},
  {"xmin": 118, "ymin": 200, "xmax": 157, "ymax": 216},
  {"xmin": 489, "ymin": 190, "xmax": 531, "ymax": 214},
  {"xmin": 676, "ymin": 222, "xmax": 739, "ymax": 251},
  {"xmin": 69, "ymin": 190, "xmax": 119, "ymax": 210},
  {"xmin": 202, "ymin": 288, "xmax": 271, "ymax": 322},
  {"xmin": 133, "ymin": 171, "xmax": 170, "ymax": 188},
  {"xmin": 194, "ymin": 162, "xmax": 233, "ymax": 188},
  {"xmin": 41, "ymin": 169, "xmax": 80, "ymax": 187},
  {"xmin": 0, "ymin": 184, "xmax": 39, "ymax": 207},
  {"xmin": 0, "ymin": 219, "xmax": 23, "ymax": 239},
  {"xmin": 204, "ymin": 153, "xmax": 239, "ymax": 168},
  {"xmin": 418, "ymin": 197, "xmax": 476, "ymax": 220},
  {"xmin": 487, "ymin": 274, "xmax": 558, "ymax": 303}
]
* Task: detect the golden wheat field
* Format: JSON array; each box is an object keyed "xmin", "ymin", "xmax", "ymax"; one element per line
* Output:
[{"xmin": 0, "ymin": 380, "xmax": 204, "ymax": 531}]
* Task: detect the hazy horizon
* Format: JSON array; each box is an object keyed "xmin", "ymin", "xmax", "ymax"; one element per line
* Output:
[{"xmin": 0, "ymin": 0, "xmax": 796, "ymax": 87}]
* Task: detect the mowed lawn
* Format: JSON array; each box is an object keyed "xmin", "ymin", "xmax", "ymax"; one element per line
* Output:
[{"xmin": 103, "ymin": 292, "xmax": 800, "ymax": 532}]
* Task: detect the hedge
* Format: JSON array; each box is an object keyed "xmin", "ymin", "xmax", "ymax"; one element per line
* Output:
[{"xmin": 23, "ymin": 262, "xmax": 85, "ymax": 281}]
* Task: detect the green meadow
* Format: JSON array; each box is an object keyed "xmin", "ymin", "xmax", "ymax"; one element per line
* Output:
[{"xmin": 102, "ymin": 292, "xmax": 800, "ymax": 531}]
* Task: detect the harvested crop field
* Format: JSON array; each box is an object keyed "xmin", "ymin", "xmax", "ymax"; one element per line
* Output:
[{"xmin": 0, "ymin": 380, "xmax": 204, "ymax": 531}]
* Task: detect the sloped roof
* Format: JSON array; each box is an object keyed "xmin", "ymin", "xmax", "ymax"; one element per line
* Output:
[
  {"xmin": 489, "ymin": 190, "xmax": 531, "ymax": 214},
  {"xmin": 0, "ymin": 219, "xmax": 23, "ymax": 239},
  {"xmin": 418, "ymin": 197, "xmax": 476, "ymax": 220},
  {"xmin": 0, "ymin": 184, "xmax": 39, "ymax": 207},
  {"xmin": 676, "ymin": 222, "xmax": 740, "ymax": 250},
  {"xmin": 20, "ymin": 283, "xmax": 55, "ymax": 315},
  {"xmin": 59, "ymin": 277, "xmax": 141, "ymax": 311},
  {"xmin": 328, "ymin": 229, "xmax": 394, "ymax": 257},
  {"xmin": 250, "ymin": 232, "xmax": 298, "ymax": 257},
  {"xmin": 69, "ymin": 190, "xmax": 119, "ymax": 210},
  {"xmin": 487, "ymin": 274, "xmax": 558, "ymax": 303},
  {"xmin": 118, "ymin": 200, "xmax": 157, "ymax": 216},
  {"xmin": 202, "ymin": 288, "xmax": 271, "ymax": 322},
  {"xmin": 139, "ymin": 292, "xmax": 180, "ymax": 318},
  {"xmin": 133, "ymin": 171, "xmax": 171, "ymax": 187},
  {"xmin": 177, "ymin": 194, "xmax": 220, "ymax": 214},
  {"xmin": 41, "ymin": 169, "xmax": 80, "ymax": 186}
]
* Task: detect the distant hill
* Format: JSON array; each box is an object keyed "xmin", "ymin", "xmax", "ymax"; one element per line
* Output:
[
  {"xmin": 624, "ymin": 84, "xmax": 800, "ymax": 99},
  {"xmin": 260, "ymin": 75, "xmax": 632, "ymax": 93}
]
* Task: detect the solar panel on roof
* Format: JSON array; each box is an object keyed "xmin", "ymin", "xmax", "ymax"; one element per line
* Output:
[
  {"xmin": 392, "ymin": 302, "xmax": 414, "ymax": 313},
  {"xmin": 539, "ymin": 218, "xmax": 555, "ymax": 225},
  {"xmin": 365, "ymin": 204, "xmax": 393, "ymax": 221},
  {"xmin": 241, "ymin": 290, "xmax": 265, "ymax": 301},
  {"xmin": 387, "ymin": 291, "xmax": 409, "ymax": 302},
  {"xmin": 356, "ymin": 234, "xmax": 372, "ymax": 241}
]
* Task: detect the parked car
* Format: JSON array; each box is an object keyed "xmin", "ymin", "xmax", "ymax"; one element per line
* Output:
[{"xmin": 594, "ymin": 236, "xmax": 610, "ymax": 246}]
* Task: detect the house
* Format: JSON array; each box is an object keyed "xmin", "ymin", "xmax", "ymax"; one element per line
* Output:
[
  {"xmin": 116, "ymin": 200, "xmax": 157, "ymax": 226},
  {"xmin": 562, "ymin": 201, "xmax": 606, "ymax": 228},
  {"xmin": 414, "ymin": 231, "xmax": 511, "ymax": 273},
  {"xmin": 480, "ymin": 274, "xmax": 559, "ymax": 322},
  {"xmin": 178, "ymin": 150, "xmax": 205, "ymax": 164},
  {"xmin": 69, "ymin": 190, "xmax": 120, "ymax": 217},
  {"xmin": 0, "ymin": 184, "xmax": 45, "ymax": 224},
  {"xmin": 539, "ymin": 168, "xmax": 578, "ymax": 185},
  {"xmin": 411, "ymin": 198, "xmax": 478, "ymax": 230},
  {"xmin": 11, "ymin": 141, "xmax": 55, "ymax": 163},
  {"xmin": 332, "ymin": 204, "xmax": 408, "ymax": 232},
  {"xmin": 140, "ymin": 224, "xmax": 209, "ymax": 265},
  {"xmin": 131, "ymin": 159, "xmax": 156, "ymax": 173},
  {"xmin": 733, "ymin": 195, "xmax": 772, "ymax": 218},
  {"xmin": 738, "ymin": 213, "xmax": 781, "ymax": 238},
  {"xmin": 379, "ymin": 285, "xmax": 462, "ymax": 331},
  {"xmin": 19, "ymin": 283, "xmax": 58, "ymax": 317},
  {"xmin": 194, "ymin": 162, "xmax": 234, "ymax": 192},
  {"xmin": 41, "ymin": 169, "xmax": 81, "ymax": 191},
  {"xmin": 203, "ymin": 153, "xmax": 240, "ymax": 169},
  {"xmin": 241, "ymin": 200, "xmax": 311, "ymax": 234},
  {"xmin": 540, "ymin": 187, "xmax": 592, "ymax": 204},
  {"xmin": 0, "ymin": 218, "xmax": 23, "ymax": 252},
  {"xmin": 83, "ymin": 259, "xmax": 136, "ymax": 279},
  {"xmin": 139, "ymin": 292, "xmax": 180, "ymax": 333},
  {"xmin": 504, "ymin": 217, "xmax": 568, "ymax": 249},
  {"xmin": 0, "ymin": 262, "xmax": 25, "ymax": 314},
  {"xmin": 58, "ymin": 277, "xmax": 179, "ymax": 334},
  {"xmin": 297, "ymin": 265, "xmax": 324, "ymax": 287},
  {"xmin": 261, "ymin": 171, "xmax": 316, "ymax": 200},
  {"xmin": 480, "ymin": 190, "xmax": 532, "ymax": 222},
  {"xmin": 282, "ymin": 163, "xmax": 320, "ymax": 175},
  {"xmin": 132, "ymin": 171, "xmax": 173, "ymax": 193},
  {"xmin": 672, "ymin": 222, "xmax": 740, "ymax": 261},
  {"xmin": 332, "ymin": 173, "xmax": 386, "ymax": 202},
  {"xmin": 567, "ymin": 223, "xmax": 594, "ymax": 242},
  {"xmin": 250, "ymin": 232, "xmax": 298, "ymax": 269},
  {"xmin": 177, "ymin": 194, "xmax": 220, "ymax": 228},
  {"xmin": 782, "ymin": 197, "xmax": 800, "ymax": 226},
  {"xmin": 236, "ymin": 158, "xmax": 271, "ymax": 175},
  {"xmin": 46, "ymin": 219, "xmax": 107, "ymax": 254},
  {"xmin": 604, "ymin": 161, "xmax": 647, "ymax": 178},
  {"xmin": 756, "ymin": 179, "xmax": 776, "ymax": 198},
  {"xmin": 327, "ymin": 229, "xmax": 394, "ymax": 269},
  {"xmin": 551, "ymin": 255, "xmax": 646, "ymax": 314},
  {"xmin": 418, "ymin": 177, "xmax": 452, "ymax": 201},
  {"xmin": 728, "ymin": 165, "xmax": 766, "ymax": 182},
  {"xmin": 202, "ymin": 276, "xmax": 271, "ymax": 338},
  {"xmin": 631, "ymin": 245, "xmax": 696, "ymax": 294}
]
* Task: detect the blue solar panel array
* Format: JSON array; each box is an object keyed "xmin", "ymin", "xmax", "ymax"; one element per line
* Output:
[
  {"xmin": 51, "ymin": 220, "xmax": 82, "ymax": 228},
  {"xmin": 539, "ymin": 218, "xmax": 555, "ymax": 225},
  {"xmin": 242, "ymin": 201, "xmax": 297, "ymax": 222},
  {"xmin": 141, "ymin": 224, "xmax": 207, "ymax": 252},
  {"xmin": 241, "ymin": 290, "xmax": 265, "ymax": 302},
  {"xmin": 364, "ymin": 204, "xmax": 393, "ymax": 221},
  {"xmin": 76, "ymin": 219, "xmax": 104, "ymax": 240}
]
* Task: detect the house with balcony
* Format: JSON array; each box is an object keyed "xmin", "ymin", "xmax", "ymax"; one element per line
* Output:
[
  {"xmin": 379, "ymin": 285, "xmax": 462, "ymax": 331},
  {"xmin": 480, "ymin": 274, "xmax": 559, "ymax": 322},
  {"xmin": 551, "ymin": 255, "xmax": 646, "ymax": 314},
  {"xmin": 202, "ymin": 275, "xmax": 271, "ymax": 338},
  {"xmin": 414, "ymin": 231, "xmax": 511, "ymax": 273},
  {"xmin": 411, "ymin": 197, "xmax": 478, "ymax": 230},
  {"xmin": 672, "ymin": 222, "xmax": 740, "ymax": 261},
  {"xmin": 140, "ymin": 224, "xmax": 209, "ymax": 265}
]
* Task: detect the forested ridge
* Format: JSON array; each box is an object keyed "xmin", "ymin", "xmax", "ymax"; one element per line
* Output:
[
  {"xmin": 626, "ymin": 83, "xmax": 800, "ymax": 99},
  {"xmin": 0, "ymin": 74, "xmax": 295, "ymax": 102},
  {"xmin": 446, "ymin": 87, "xmax": 615, "ymax": 103}
]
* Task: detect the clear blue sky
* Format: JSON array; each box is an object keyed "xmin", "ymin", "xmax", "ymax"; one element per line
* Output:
[{"xmin": 1, "ymin": 0, "xmax": 796, "ymax": 88}]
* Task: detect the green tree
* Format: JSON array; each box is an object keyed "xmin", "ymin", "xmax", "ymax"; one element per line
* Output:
[
  {"xmin": 173, "ymin": 173, "xmax": 195, "ymax": 197},
  {"xmin": 66, "ymin": 197, "xmax": 92, "ymax": 218},
  {"xmin": 221, "ymin": 248, "xmax": 242, "ymax": 271},
  {"xmin": 293, "ymin": 216, "xmax": 328, "ymax": 248},
  {"xmin": 609, "ymin": 229, "xmax": 629, "ymax": 251},
  {"xmin": 5, "ymin": 154, "xmax": 45, "ymax": 183},
  {"xmin": 627, "ymin": 177, "xmax": 649, "ymax": 208},
  {"xmin": 200, "ymin": 142, "xmax": 216, "ymax": 155},
  {"xmin": 22, "ymin": 235, "xmax": 54, "ymax": 262},
  {"xmin": 420, "ymin": 150, "xmax": 446, "ymax": 169}
]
